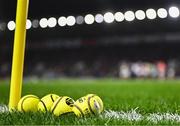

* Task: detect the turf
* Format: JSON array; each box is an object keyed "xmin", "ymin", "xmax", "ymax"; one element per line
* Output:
[{"xmin": 0, "ymin": 78, "xmax": 180, "ymax": 125}]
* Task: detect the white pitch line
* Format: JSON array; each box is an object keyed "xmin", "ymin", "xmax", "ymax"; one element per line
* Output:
[
  {"xmin": 0, "ymin": 105, "xmax": 8, "ymax": 113},
  {"xmin": 103, "ymin": 109, "xmax": 180, "ymax": 123},
  {"xmin": 147, "ymin": 113, "xmax": 180, "ymax": 123},
  {"xmin": 1, "ymin": 105, "xmax": 180, "ymax": 123},
  {"xmin": 103, "ymin": 109, "xmax": 143, "ymax": 121}
]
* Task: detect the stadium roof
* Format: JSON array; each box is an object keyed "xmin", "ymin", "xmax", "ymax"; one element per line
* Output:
[
  {"xmin": 1, "ymin": 0, "xmax": 179, "ymax": 19},
  {"xmin": 1, "ymin": 0, "xmax": 180, "ymax": 40}
]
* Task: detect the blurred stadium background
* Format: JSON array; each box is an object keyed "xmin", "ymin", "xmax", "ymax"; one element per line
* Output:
[
  {"xmin": 1, "ymin": 0, "xmax": 180, "ymax": 80},
  {"xmin": 2, "ymin": 0, "xmax": 180, "ymax": 125}
]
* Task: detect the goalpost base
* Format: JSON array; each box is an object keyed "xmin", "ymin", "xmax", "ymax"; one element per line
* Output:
[{"xmin": 9, "ymin": 0, "xmax": 29, "ymax": 110}]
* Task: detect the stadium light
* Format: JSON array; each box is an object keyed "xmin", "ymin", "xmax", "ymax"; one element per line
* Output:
[
  {"xmin": 169, "ymin": 6, "xmax": 180, "ymax": 18},
  {"xmin": 39, "ymin": 18, "xmax": 48, "ymax": 28},
  {"xmin": 114, "ymin": 12, "xmax": 124, "ymax": 22},
  {"xmin": 95, "ymin": 14, "xmax": 104, "ymax": 23},
  {"xmin": 32, "ymin": 19, "xmax": 39, "ymax": 28},
  {"xmin": 104, "ymin": 12, "xmax": 115, "ymax": 23},
  {"xmin": 124, "ymin": 11, "xmax": 135, "ymax": 21},
  {"xmin": 84, "ymin": 14, "xmax": 95, "ymax": 25},
  {"xmin": 66, "ymin": 16, "xmax": 76, "ymax": 26},
  {"xmin": 135, "ymin": 10, "xmax": 146, "ymax": 20},
  {"xmin": 58, "ymin": 16, "xmax": 67, "ymax": 27},
  {"xmin": 26, "ymin": 19, "xmax": 32, "ymax": 29},
  {"xmin": 146, "ymin": 9, "xmax": 157, "ymax": 20},
  {"xmin": 47, "ymin": 17, "xmax": 57, "ymax": 28},
  {"xmin": 7, "ymin": 21, "xmax": 16, "ymax": 31},
  {"xmin": 76, "ymin": 16, "xmax": 84, "ymax": 24},
  {"xmin": 157, "ymin": 8, "xmax": 168, "ymax": 19}
]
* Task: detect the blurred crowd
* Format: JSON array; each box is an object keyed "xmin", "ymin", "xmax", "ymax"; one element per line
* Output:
[
  {"xmin": 119, "ymin": 61, "xmax": 175, "ymax": 79},
  {"xmin": 0, "ymin": 60, "xmax": 178, "ymax": 79}
]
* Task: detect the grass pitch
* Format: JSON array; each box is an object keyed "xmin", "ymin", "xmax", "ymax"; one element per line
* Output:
[{"xmin": 0, "ymin": 78, "xmax": 180, "ymax": 125}]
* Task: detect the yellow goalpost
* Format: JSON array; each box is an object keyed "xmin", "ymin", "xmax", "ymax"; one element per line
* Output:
[{"xmin": 9, "ymin": 0, "xmax": 29, "ymax": 110}]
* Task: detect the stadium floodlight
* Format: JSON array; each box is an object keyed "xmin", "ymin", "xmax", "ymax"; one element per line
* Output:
[
  {"xmin": 146, "ymin": 8, "xmax": 157, "ymax": 20},
  {"xmin": 169, "ymin": 6, "xmax": 180, "ymax": 18},
  {"xmin": 39, "ymin": 18, "xmax": 48, "ymax": 28},
  {"xmin": 124, "ymin": 11, "xmax": 135, "ymax": 21},
  {"xmin": 104, "ymin": 12, "xmax": 114, "ymax": 23},
  {"xmin": 84, "ymin": 14, "xmax": 95, "ymax": 25},
  {"xmin": 66, "ymin": 16, "xmax": 76, "ymax": 26},
  {"xmin": 32, "ymin": 19, "xmax": 39, "ymax": 28},
  {"xmin": 157, "ymin": 8, "xmax": 168, "ymax": 19},
  {"xmin": 58, "ymin": 16, "xmax": 67, "ymax": 27},
  {"xmin": 95, "ymin": 14, "xmax": 104, "ymax": 23},
  {"xmin": 7, "ymin": 21, "xmax": 16, "ymax": 31},
  {"xmin": 114, "ymin": 12, "xmax": 124, "ymax": 22},
  {"xmin": 26, "ymin": 19, "xmax": 32, "ymax": 29},
  {"xmin": 76, "ymin": 16, "xmax": 84, "ymax": 24},
  {"xmin": 135, "ymin": 10, "xmax": 146, "ymax": 20},
  {"xmin": 47, "ymin": 17, "xmax": 57, "ymax": 28}
]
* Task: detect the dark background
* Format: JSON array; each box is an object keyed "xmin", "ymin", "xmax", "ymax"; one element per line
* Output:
[{"xmin": 0, "ymin": 0, "xmax": 180, "ymax": 78}]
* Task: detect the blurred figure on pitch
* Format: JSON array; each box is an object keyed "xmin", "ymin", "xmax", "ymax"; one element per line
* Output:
[
  {"xmin": 131, "ymin": 62, "xmax": 141, "ymax": 78},
  {"xmin": 157, "ymin": 60, "xmax": 167, "ymax": 79},
  {"xmin": 119, "ymin": 62, "xmax": 131, "ymax": 79},
  {"xmin": 167, "ymin": 60, "xmax": 176, "ymax": 79}
]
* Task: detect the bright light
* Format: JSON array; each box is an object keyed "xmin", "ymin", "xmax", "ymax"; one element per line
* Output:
[
  {"xmin": 169, "ymin": 6, "xmax": 180, "ymax": 18},
  {"xmin": 66, "ymin": 16, "xmax": 76, "ymax": 26},
  {"xmin": 84, "ymin": 14, "xmax": 94, "ymax": 25},
  {"xmin": 135, "ymin": 10, "xmax": 146, "ymax": 20},
  {"xmin": 95, "ymin": 14, "xmax": 104, "ymax": 23},
  {"xmin": 114, "ymin": 12, "xmax": 124, "ymax": 22},
  {"xmin": 39, "ymin": 18, "xmax": 48, "ymax": 28},
  {"xmin": 48, "ymin": 17, "xmax": 57, "ymax": 28},
  {"xmin": 124, "ymin": 11, "xmax": 135, "ymax": 21},
  {"xmin": 32, "ymin": 19, "xmax": 39, "ymax": 28},
  {"xmin": 58, "ymin": 16, "xmax": 67, "ymax": 27},
  {"xmin": 26, "ymin": 19, "xmax": 32, "ymax": 29},
  {"xmin": 7, "ymin": 21, "xmax": 15, "ymax": 31},
  {"xmin": 104, "ymin": 12, "xmax": 114, "ymax": 23},
  {"xmin": 146, "ymin": 9, "xmax": 157, "ymax": 19},
  {"xmin": 76, "ymin": 16, "xmax": 84, "ymax": 24},
  {"xmin": 157, "ymin": 8, "xmax": 168, "ymax": 19}
]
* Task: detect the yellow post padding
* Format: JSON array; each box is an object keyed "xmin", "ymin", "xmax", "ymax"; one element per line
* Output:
[{"xmin": 9, "ymin": 0, "xmax": 29, "ymax": 110}]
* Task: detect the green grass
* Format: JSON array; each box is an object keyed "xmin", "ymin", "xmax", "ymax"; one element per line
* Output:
[{"xmin": 1, "ymin": 78, "xmax": 180, "ymax": 125}]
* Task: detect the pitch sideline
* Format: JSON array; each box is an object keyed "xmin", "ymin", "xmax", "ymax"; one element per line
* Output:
[
  {"xmin": 1, "ymin": 105, "xmax": 180, "ymax": 123},
  {"xmin": 103, "ymin": 109, "xmax": 180, "ymax": 123}
]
